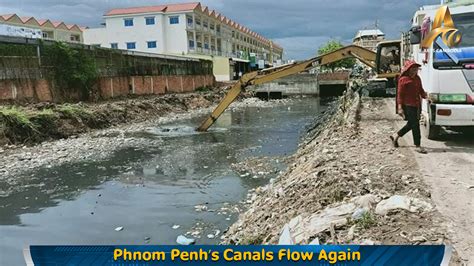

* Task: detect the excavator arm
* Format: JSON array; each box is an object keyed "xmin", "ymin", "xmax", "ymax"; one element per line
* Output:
[{"xmin": 196, "ymin": 45, "xmax": 376, "ymax": 132}]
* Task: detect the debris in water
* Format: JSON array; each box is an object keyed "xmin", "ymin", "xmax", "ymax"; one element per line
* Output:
[
  {"xmin": 144, "ymin": 236, "xmax": 151, "ymax": 241},
  {"xmin": 115, "ymin": 227, "xmax": 124, "ymax": 232},
  {"xmin": 194, "ymin": 205, "xmax": 208, "ymax": 212},
  {"xmin": 172, "ymin": 225, "xmax": 180, "ymax": 230},
  {"xmin": 207, "ymin": 234, "xmax": 215, "ymax": 239},
  {"xmin": 176, "ymin": 235, "xmax": 195, "ymax": 245}
]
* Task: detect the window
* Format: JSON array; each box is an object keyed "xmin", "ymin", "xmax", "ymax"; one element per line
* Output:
[
  {"xmin": 169, "ymin": 16, "xmax": 179, "ymax": 24},
  {"xmin": 187, "ymin": 17, "xmax": 193, "ymax": 25},
  {"xmin": 189, "ymin": 40, "xmax": 195, "ymax": 48},
  {"xmin": 147, "ymin": 41, "xmax": 157, "ymax": 49},
  {"xmin": 126, "ymin": 42, "xmax": 136, "ymax": 49},
  {"xmin": 110, "ymin": 43, "xmax": 118, "ymax": 49},
  {"xmin": 145, "ymin": 17, "xmax": 155, "ymax": 25},
  {"xmin": 203, "ymin": 21, "xmax": 208, "ymax": 28},
  {"xmin": 70, "ymin": 35, "xmax": 80, "ymax": 42},
  {"xmin": 204, "ymin": 43, "xmax": 209, "ymax": 49},
  {"xmin": 124, "ymin": 18, "xmax": 134, "ymax": 27}
]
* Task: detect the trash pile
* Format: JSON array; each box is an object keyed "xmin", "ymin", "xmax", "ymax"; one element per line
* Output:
[{"xmin": 223, "ymin": 89, "xmax": 449, "ymax": 247}]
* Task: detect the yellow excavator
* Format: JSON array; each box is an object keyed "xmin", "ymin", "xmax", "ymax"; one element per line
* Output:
[{"xmin": 197, "ymin": 41, "xmax": 402, "ymax": 132}]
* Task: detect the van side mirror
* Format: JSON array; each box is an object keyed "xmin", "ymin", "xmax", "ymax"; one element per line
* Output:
[{"xmin": 410, "ymin": 26, "xmax": 421, "ymax": 45}]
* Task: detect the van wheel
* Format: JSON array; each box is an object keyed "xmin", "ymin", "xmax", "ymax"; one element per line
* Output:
[{"xmin": 425, "ymin": 118, "xmax": 441, "ymax": 140}]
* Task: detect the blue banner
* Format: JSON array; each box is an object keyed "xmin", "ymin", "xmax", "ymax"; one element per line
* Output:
[{"xmin": 25, "ymin": 245, "xmax": 450, "ymax": 265}]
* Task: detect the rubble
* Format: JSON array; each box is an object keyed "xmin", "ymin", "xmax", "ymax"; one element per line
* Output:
[
  {"xmin": 375, "ymin": 195, "xmax": 433, "ymax": 215},
  {"xmin": 223, "ymin": 89, "xmax": 450, "ymax": 247},
  {"xmin": 176, "ymin": 235, "xmax": 195, "ymax": 245}
]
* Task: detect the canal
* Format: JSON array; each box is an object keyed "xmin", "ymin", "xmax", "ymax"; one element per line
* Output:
[{"xmin": 0, "ymin": 97, "xmax": 330, "ymax": 265}]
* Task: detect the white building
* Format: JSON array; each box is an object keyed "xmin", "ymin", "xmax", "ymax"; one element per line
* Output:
[
  {"xmin": 353, "ymin": 29, "xmax": 385, "ymax": 51},
  {"xmin": 84, "ymin": 2, "xmax": 284, "ymax": 81},
  {"xmin": 0, "ymin": 14, "xmax": 85, "ymax": 42}
]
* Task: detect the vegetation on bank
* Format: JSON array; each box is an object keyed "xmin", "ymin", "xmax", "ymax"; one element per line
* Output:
[
  {"xmin": 0, "ymin": 104, "xmax": 95, "ymax": 144},
  {"xmin": 0, "ymin": 89, "xmax": 223, "ymax": 145}
]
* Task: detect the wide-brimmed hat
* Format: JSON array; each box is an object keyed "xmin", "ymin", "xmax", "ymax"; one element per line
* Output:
[{"xmin": 401, "ymin": 60, "xmax": 421, "ymax": 76}]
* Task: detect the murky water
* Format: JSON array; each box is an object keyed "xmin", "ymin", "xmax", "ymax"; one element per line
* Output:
[{"xmin": 0, "ymin": 97, "xmax": 329, "ymax": 265}]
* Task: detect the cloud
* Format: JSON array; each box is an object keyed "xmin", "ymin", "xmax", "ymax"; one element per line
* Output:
[{"xmin": 1, "ymin": 0, "xmax": 439, "ymax": 59}]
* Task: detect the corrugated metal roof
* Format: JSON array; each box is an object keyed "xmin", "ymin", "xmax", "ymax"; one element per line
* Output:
[
  {"xmin": 105, "ymin": 2, "xmax": 200, "ymax": 16},
  {"xmin": 354, "ymin": 29, "xmax": 385, "ymax": 40},
  {"xmin": 0, "ymin": 14, "xmax": 86, "ymax": 31}
]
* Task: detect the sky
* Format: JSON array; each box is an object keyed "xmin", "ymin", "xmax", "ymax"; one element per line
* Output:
[{"xmin": 1, "ymin": 0, "xmax": 440, "ymax": 60}]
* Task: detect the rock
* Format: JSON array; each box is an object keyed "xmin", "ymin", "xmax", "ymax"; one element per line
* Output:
[
  {"xmin": 274, "ymin": 187, "xmax": 285, "ymax": 198},
  {"xmin": 287, "ymin": 203, "xmax": 356, "ymax": 244},
  {"xmin": 411, "ymin": 236, "xmax": 427, "ymax": 243},
  {"xmin": 347, "ymin": 225, "xmax": 356, "ymax": 240},
  {"xmin": 176, "ymin": 235, "xmax": 195, "ymax": 245},
  {"xmin": 352, "ymin": 194, "xmax": 380, "ymax": 210},
  {"xmin": 360, "ymin": 239, "xmax": 375, "ymax": 245},
  {"xmin": 278, "ymin": 224, "xmax": 294, "ymax": 245},
  {"xmin": 207, "ymin": 234, "xmax": 215, "ymax": 239},
  {"xmin": 114, "ymin": 226, "xmax": 124, "ymax": 232},
  {"xmin": 351, "ymin": 208, "xmax": 367, "ymax": 220},
  {"xmin": 375, "ymin": 195, "xmax": 433, "ymax": 215},
  {"xmin": 172, "ymin": 225, "xmax": 180, "ymax": 230}
]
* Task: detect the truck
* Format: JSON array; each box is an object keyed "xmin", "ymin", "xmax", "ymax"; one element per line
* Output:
[{"xmin": 404, "ymin": 1, "xmax": 474, "ymax": 139}]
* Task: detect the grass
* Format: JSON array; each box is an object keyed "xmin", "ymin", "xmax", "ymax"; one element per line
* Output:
[
  {"xmin": 0, "ymin": 106, "xmax": 34, "ymax": 128},
  {"xmin": 356, "ymin": 212, "xmax": 376, "ymax": 229},
  {"xmin": 0, "ymin": 106, "xmax": 38, "ymax": 143},
  {"xmin": 241, "ymin": 234, "xmax": 264, "ymax": 245},
  {"xmin": 195, "ymin": 86, "xmax": 211, "ymax": 93},
  {"xmin": 57, "ymin": 104, "xmax": 93, "ymax": 120},
  {"xmin": 0, "ymin": 104, "xmax": 95, "ymax": 144}
]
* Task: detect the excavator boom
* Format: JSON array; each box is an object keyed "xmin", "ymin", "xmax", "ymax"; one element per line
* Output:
[{"xmin": 196, "ymin": 45, "xmax": 376, "ymax": 132}]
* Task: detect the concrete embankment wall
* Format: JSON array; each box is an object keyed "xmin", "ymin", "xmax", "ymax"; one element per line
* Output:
[
  {"xmin": 252, "ymin": 72, "xmax": 351, "ymax": 99},
  {"xmin": 253, "ymin": 73, "xmax": 319, "ymax": 98},
  {"xmin": 0, "ymin": 37, "xmax": 215, "ymax": 103}
]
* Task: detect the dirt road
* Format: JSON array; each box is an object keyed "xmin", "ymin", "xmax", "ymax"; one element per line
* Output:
[{"xmin": 385, "ymin": 99, "xmax": 474, "ymax": 265}]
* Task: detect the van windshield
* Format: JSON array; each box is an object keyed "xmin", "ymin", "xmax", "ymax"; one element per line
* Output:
[{"xmin": 433, "ymin": 12, "xmax": 474, "ymax": 66}]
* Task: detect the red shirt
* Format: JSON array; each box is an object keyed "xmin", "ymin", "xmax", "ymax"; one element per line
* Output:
[{"xmin": 397, "ymin": 75, "xmax": 427, "ymax": 107}]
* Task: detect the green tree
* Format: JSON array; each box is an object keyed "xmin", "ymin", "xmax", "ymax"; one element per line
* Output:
[{"xmin": 317, "ymin": 40, "xmax": 355, "ymax": 72}]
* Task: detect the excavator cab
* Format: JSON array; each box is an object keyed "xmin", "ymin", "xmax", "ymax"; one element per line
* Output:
[{"xmin": 375, "ymin": 41, "xmax": 402, "ymax": 79}]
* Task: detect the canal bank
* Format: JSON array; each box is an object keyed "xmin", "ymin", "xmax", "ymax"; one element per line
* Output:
[
  {"xmin": 0, "ymin": 95, "xmax": 332, "ymax": 265},
  {"xmin": 223, "ymin": 87, "xmax": 459, "ymax": 263},
  {"xmin": 0, "ymin": 85, "xmax": 234, "ymax": 146}
]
